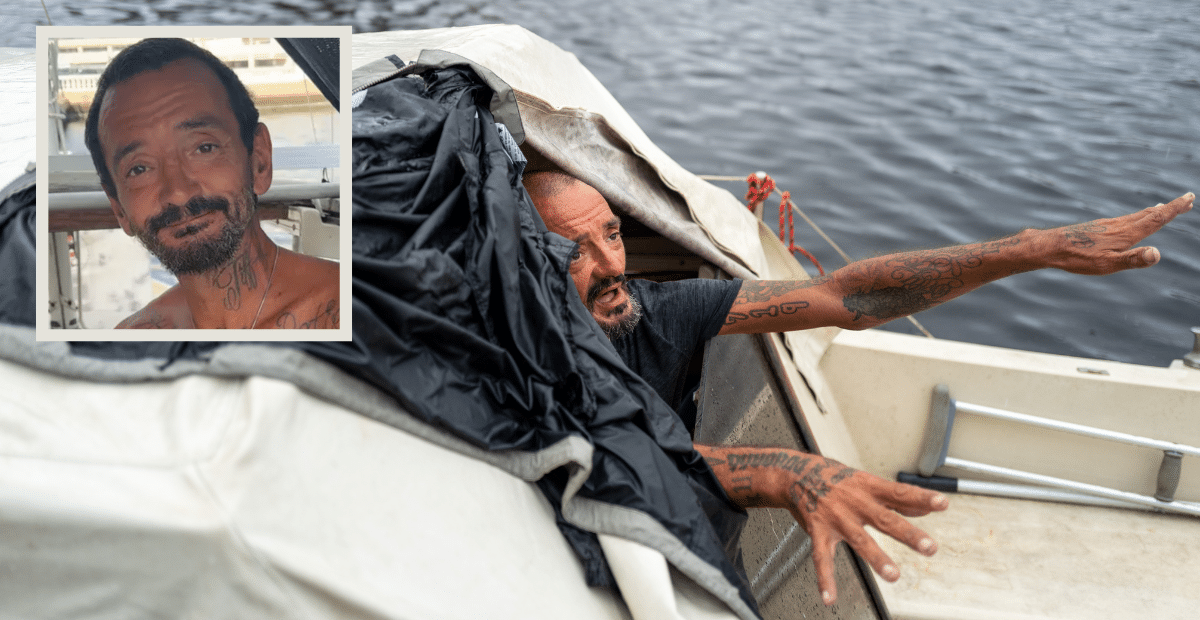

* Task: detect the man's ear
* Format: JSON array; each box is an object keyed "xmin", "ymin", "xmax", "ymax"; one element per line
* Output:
[
  {"xmin": 251, "ymin": 122, "xmax": 273, "ymax": 196},
  {"xmin": 105, "ymin": 187, "xmax": 133, "ymax": 236}
]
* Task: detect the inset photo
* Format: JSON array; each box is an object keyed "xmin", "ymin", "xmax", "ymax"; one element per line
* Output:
[{"xmin": 36, "ymin": 26, "xmax": 351, "ymax": 340}]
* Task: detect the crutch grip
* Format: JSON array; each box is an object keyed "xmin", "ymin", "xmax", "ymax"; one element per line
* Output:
[{"xmin": 1155, "ymin": 450, "xmax": 1183, "ymax": 502}]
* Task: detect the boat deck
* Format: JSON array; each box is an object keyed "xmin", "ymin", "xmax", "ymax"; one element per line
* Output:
[{"xmin": 873, "ymin": 493, "xmax": 1199, "ymax": 620}]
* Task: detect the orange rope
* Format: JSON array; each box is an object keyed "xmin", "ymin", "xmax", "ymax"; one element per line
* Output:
[
  {"xmin": 744, "ymin": 173, "xmax": 775, "ymax": 211},
  {"xmin": 745, "ymin": 173, "xmax": 825, "ymax": 276}
]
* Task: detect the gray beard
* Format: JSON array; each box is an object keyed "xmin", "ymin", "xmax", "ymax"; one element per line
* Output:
[
  {"xmin": 600, "ymin": 291, "xmax": 643, "ymax": 340},
  {"xmin": 134, "ymin": 191, "xmax": 256, "ymax": 276}
]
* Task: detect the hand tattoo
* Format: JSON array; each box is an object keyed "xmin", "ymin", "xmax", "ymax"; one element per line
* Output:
[{"xmin": 1063, "ymin": 222, "xmax": 1106, "ymax": 248}]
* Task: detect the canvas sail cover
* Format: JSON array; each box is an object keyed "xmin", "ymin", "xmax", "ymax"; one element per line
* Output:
[{"xmin": 0, "ymin": 42, "xmax": 760, "ymax": 620}]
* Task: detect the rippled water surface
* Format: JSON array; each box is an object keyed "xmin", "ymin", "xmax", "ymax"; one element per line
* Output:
[{"xmin": 7, "ymin": 0, "xmax": 1200, "ymax": 365}]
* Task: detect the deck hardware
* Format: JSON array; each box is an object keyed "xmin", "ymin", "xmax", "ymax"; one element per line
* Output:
[
  {"xmin": 904, "ymin": 384, "xmax": 1200, "ymax": 517},
  {"xmin": 1184, "ymin": 327, "xmax": 1200, "ymax": 370},
  {"xmin": 1076, "ymin": 367, "xmax": 1110, "ymax": 375}
]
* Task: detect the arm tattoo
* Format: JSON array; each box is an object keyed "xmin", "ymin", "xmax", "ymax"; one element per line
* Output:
[
  {"xmin": 724, "ymin": 301, "xmax": 810, "ymax": 326},
  {"xmin": 727, "ymin": 450, "xmax": 812, "ymax": 475},
  {"xmin": 717, "ymin": 448, "xmax": 858, "ymax": 513},
  {"xmin": 723, "ymin": 277, "xmax": 828, "ymax": 326},
  {"xmin": 733, "ymin": 278, "xmax": 829, "ymax": 304},
  {"xmin": 841, "ymin": 237, "xmax": 1020, "ymax": 322}
]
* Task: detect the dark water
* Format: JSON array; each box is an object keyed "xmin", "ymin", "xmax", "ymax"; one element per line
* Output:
[{"xmin": 10, "ymin": 0, "xmax": 1200, "ymax": 366}]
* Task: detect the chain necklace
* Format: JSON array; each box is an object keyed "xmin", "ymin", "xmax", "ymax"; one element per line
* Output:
[{"xmin": 249, "ymin": 244, "xmax": 279, "ymax": 329}]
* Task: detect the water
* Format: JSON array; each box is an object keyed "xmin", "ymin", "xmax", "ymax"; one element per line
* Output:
[{"xmin": 5, "ymin": 0, "xmax": 1199, "ymax": 365}]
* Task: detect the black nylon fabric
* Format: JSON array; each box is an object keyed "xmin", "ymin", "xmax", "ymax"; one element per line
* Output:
[{"xmin": 0, "ymin": 66, "xmax": 757, "ymax": 615}]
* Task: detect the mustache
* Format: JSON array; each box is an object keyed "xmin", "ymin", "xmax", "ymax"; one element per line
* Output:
[
  {"xmin": 145, "ymin": 195, "xmax": 231, "ymax": 236},
  {"xmin": 586, "ymin": 274, "xmax": 628, "ymax": 307}
]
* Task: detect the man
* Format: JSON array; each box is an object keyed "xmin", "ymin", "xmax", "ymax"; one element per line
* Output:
[
  {"xmin": 524, "ymin": 169, "xmax": 1194, "ymax": 605},
  {"xmin": 84, "ymin": 38, "xmax": 339, "ymax": 329}
]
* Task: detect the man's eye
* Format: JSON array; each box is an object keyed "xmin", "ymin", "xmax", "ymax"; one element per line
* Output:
[
  {"xmin": 196, "ymin": 143, "xmax": 218, "ymax": 154},
  {"xmin": 126, "ymin": 164, "xmax": 147, "ymax": 178},
  {"xmin": 609, "ymin": 231, "xmax": 622, "ymax": 242},
  {"xmin": 570, "ymin": 248, "xmax": 581, "ymax": 262}
]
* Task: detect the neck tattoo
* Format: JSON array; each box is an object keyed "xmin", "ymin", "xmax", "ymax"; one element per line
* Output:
[{"xmin": 249, "ymin": 244, "xmax": 279, "ymax": 329}]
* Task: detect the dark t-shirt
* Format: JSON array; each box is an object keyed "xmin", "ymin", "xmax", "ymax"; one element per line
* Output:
[{"xmin": 611, "ymin": 278, "xmax": 743, "ymax": 430}]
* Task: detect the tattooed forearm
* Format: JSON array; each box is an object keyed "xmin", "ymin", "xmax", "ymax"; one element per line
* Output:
[
  {"xmin": 723, "ymin": 301, "xmax": 810, "ymax": 326},
  {"xmin": 701, "ymin": 446, "xmax": 860, "ymax": 513},
  {"xmin": 727, "ymin": 450, "xmax": 812, "ymax": 475},
  {"xmin": 840, "ymin": 236, "xmax": 1021, "ymax": 323},
  {"xmin": 734, "ymin": 277, "xmax": 830, "ymax": 304}
]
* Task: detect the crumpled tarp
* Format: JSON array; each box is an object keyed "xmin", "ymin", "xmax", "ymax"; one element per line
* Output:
[{"xmin": 0, "ymin": 62, "xmax": 759, "ymax": 618}]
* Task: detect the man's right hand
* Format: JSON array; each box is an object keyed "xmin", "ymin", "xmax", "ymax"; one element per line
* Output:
[
  {"xmin": 1041, "ymin": 192, "xmax": 1193, "ymax": 275},
  {"xmin": 694, "ymin": 444, "xmax": 948, "ymax": 606}
]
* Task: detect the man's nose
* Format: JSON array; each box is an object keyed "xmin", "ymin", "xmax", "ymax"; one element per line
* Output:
[{"xmin": 158, "ymin": 153, "xmax": 201, "ymax": 207}]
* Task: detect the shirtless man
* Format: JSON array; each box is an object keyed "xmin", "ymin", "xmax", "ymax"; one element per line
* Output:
[
  {"xmin": 524, "ymin": 170, "xmax": 1193, "ymax": 605},
  {"xmin": 84, "ymin": 38, "xmax": 338, "ymax": 329}
]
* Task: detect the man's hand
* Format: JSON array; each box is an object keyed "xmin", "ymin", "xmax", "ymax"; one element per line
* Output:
[
  {"xmin": 1044, "ymin": 192, "xmax": 1193, "ymax": 275},
  {"xmin": 695, "ymin": 444, "xmax": 948, "ymax": 606},
  {"xmin": 719, "ymin": 192, "xmax": 1193, "ymax": 335}
]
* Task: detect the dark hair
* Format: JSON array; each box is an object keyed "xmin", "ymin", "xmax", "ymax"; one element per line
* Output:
[{"xmin": 83, "ymin": 38, "xmax": 260, "ymax": 195}]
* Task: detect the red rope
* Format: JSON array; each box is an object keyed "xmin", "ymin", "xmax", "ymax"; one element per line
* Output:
[
  {"xmin": 744, "ymin": 173, "xmax": 775, "ymax": 211},
  {"xmin": 744, "ymin": 173, "xmax": 825, "ymax": 276}
]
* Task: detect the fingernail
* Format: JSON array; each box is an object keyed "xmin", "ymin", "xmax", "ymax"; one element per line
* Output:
[
  {"xmin": 932, "ymin": 494, "xmax": 949, "ymax": 509},
  {"xmin": 882, "ymin": 564, "xmax": 900, "ymax": 581},
  {"xmin": 1144, "ymin": 247, "xmax": 1160, "ymax": 264},
  {"xmin": 919, "ymin": 538, "xmax": 936, "ymax": 554},
  {"xmin": 822, "ymin": 590, "xmax": 834, "ymax": 605}
]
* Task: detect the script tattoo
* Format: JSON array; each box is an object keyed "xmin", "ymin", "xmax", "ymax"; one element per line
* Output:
[
  {"xmin": 727, "ymin": 450, "xmax": 813, "ymax": 475},
  {"xmin": 1063, "ymin": 222, "xmax": 1105, "ymax": 248},
  {"xmin": 724, "ymin": 278, "xmax": 826, "ymax": 327},
  {"xmin": 212, "ymin": 248, "xmax": 260, "ymax": 311},
  {"xmin": 274, "ymin": 298, "xmax": 340, "ymax": 329},
  {"xmin": 841, "ymin": 237, "xmax": 1020, "ymax": 322}
]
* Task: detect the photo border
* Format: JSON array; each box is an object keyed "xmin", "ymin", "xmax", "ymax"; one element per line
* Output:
[{"xmin": 35, "ymin": 24, "xmax": 352, "ymax": 342}]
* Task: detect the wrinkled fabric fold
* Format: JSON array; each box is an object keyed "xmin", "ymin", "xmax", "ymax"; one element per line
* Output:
[{"xmin": 0, "ymin": 64, "xmax": 758, "ymax": 618}]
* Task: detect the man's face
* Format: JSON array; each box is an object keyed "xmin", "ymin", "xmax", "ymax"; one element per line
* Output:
[
  {"xmin": 97, "ymin": 57, "xmax": 272, "ymax": 275},
  {"xmin": 534, "ymin": 181, "xmax": 641, "ymax": 338}
]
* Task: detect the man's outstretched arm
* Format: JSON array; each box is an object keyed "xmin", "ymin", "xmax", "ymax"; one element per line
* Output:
[
  {"xmin": 694, "ymin": 443, "xmax": 948, "ymax": 606},
  {"xmin": 719, "ymin": 193, "xmax": 1194, "ymax": 334}
]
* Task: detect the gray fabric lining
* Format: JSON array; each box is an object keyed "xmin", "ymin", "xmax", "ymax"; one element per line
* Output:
[
  {"xmin": 516, "ymin": 95, "xmax": 756, "ymax": 281},
  {"xmin": 0, "ymin": 325, "xmax": 756, "ymax": 619}
]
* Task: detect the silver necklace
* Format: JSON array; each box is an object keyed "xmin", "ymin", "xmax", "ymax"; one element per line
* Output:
[{"xmin": 249, "ymin": 244, "xmax": 279, "ymax": 329}]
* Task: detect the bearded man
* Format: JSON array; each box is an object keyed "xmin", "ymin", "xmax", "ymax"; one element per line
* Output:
[
  {"xmin": 85, "ymin": 38, "xmax": 338, "ymax": 329},
  {"xmin": 524, "ymin": 169, "xmax": 1193, "ymax": 605}
]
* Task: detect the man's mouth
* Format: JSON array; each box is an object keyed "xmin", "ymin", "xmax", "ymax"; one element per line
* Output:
[
  {"xmin": 170, "ymin": 215, "xmax": 215, "ymax": 239},
  {"xmin": 587, "ymin": 275, "xmax": 628, "ymax": 309},
  {"xmin": 146, "ymin": 195, "xmax": 231, "ymax": 237}
]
